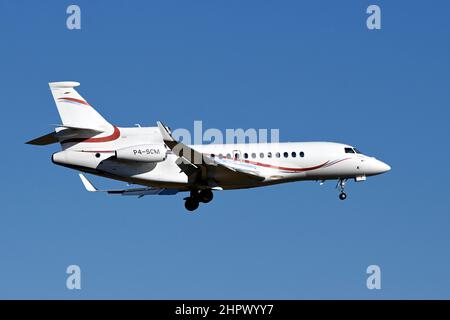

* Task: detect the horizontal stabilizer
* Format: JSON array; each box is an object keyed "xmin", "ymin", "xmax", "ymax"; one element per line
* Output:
[
  {"xmin": 26, "ymin": 132, "xmax": 59, "ymax": 145},
  {"xmin": 26, "ymin": 126, "xmax": 105, "ymax": 146},
  {"xmin": 52, "ymin": 124, "xmax": 104, "ymax": 133}
]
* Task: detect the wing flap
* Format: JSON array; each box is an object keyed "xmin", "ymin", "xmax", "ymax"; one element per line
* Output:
[{"xmin": 78, "ymin": 174, "xmax": 179, "ymax": 197}]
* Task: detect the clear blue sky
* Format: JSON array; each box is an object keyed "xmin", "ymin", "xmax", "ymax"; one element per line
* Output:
[{"xmin": 0, "ymin": 0, "xmax": 449, "ymax": 299}]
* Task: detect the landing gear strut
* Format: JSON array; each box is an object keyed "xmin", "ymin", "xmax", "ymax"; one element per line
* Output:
[
  {"xmin": 184, "ymin": 189, "xmax": 214, "ymax": 211},
  {"xmin": 337, "ymin": 179, "xmax": 347, "ymax": 200}
]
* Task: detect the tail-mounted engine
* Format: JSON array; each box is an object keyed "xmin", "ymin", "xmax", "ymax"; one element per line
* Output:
[{"xmin": 115, "ymin": 144, "xmax": 167, "ymax": 163}]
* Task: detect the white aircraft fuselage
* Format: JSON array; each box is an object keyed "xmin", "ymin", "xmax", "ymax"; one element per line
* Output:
[{"xmin": 28, "ymin": 82, "xmax": 391, "ymax": 211}]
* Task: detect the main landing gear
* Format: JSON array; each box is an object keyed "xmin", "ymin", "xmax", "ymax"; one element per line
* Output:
[
  {"xmin": 184, "ymin": 197, "xmax": 199, "ymax": 211},
  {"xmin": 337, "ymin": 178, "xmax": 347, "ymax": 200},
  {"xmin": 184, "ymin": 189, "xmax": 214, "ymax": 212}
]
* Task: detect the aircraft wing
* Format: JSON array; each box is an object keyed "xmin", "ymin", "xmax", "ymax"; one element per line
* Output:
[
  {"xmin": 212, "ymin": 158, "xmax": 264, "ymax": 179},
  {"xmin": 157, "ymin": 121, "xmax": 265, "ymax": 183},
  {"xmin": 79, "ymin": 174, "xmax": 179, "ymax": 198}
]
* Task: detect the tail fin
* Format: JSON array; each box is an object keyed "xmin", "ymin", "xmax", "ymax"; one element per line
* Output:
[{"xmin": 49, "ymin": 81, "xmax": 112, "ymax": 132}]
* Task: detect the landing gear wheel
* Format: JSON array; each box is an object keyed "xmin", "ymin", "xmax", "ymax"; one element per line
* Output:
[
  {"xmin": 336, "ymin": 178, "xmax": 348, "ymax": 200},
  {"xmin": 184, "ymin": 197, "xmax": 199, "ymax": 211},
  {"xmin": 339, "ymin": 192, "xmax": 347, "ymax": 200},
  {"xmin": 199, "ymin": 189, "xmax": 214, "ymax": 203}
]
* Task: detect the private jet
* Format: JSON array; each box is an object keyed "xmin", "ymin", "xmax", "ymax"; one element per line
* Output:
[{"xmin": 27, "ymin": 82, "xmax": 391, "ymax": 211}]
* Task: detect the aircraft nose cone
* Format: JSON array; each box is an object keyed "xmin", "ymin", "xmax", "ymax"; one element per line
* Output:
[
  {"xmin": 375, "ymin": 159, "xmax": 391, "ymax": 174},
  {"xmin": 364, "ymin": 158, "xmax": 391, "ymax": 176}
]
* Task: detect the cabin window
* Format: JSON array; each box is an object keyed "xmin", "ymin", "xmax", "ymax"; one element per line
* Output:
[
  {"xmin": 299, "ymin": 151, "xmax": 305, "ymax": 157},
  {"xmin": 234, "ymin": 153, "xmax": 240, "ymax": 159},
  {"xmin": 251, "ymin": 153, "xmax": 256, "ymax": 158},
  {"xmin": 267, "ymin": 152, "xmax": 272, "ymax": 158},
  {"xmin": 291, "ymin": 152, "xmax": 296, "ymax": 158},
  {"xmin": 283, "ymin": 152, "xmax": 289, "ymax": 158},
  {"xmin": 210, "ymin": 154, "xmax": 215, "ymax": 158},
  {"xmin": 260, "ymin": 152, "xmax": 264, "ymax": 158},
  {"xmin": 218, "ymin": 154, "xmax": 224, "ymax": 159},
  {"xmin": 345, "ymin": 147, "xmax": 355, "ymax": 154},
  {"xmin": 276, "ymin": 152, "xmax": 281, "ymax": 158},
  {"xmin": 244, "ymin": 153, "xmax": 248, "ymax": 159},
  {"xmin": 226, "ymin": 153, "xmax": 231, "ymax": 159}
]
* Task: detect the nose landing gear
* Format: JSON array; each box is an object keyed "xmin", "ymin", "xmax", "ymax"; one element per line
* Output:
[{"xmin": 337, "ymin": 179, "xmax": 347, "ymax": 200}]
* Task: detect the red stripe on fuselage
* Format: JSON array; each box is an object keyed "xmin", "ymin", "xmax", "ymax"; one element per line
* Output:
[
  {"xmin": 58, "ymin": 97, "xmax": 91, "ymax": 106},
  {"xmin": 322, "ymin": 157, "xmax": 351, "ymax": 168},
  {"xmin": 239, "ymin": 159, "xmax": 329, "ymax": 172},
  {"xmin": 61, "ymin": 126, "xmax": 120, "ymax": 144},
  {"xmin": 221, "ymin": 157, "xmax": 351, "ymax": 172}
]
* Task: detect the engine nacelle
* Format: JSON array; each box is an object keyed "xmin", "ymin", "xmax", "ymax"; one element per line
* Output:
[{"xmin": 115, "ymin": 144, "xmax": 167, "ymax": 163}]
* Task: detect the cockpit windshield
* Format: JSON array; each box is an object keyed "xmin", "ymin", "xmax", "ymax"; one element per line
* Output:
[
  {"xmin": 344, "ymin": 147, "xmax": 355, "ymax": 154},
  {"xmin": 345, "ymin": 147, "xmax": 363, "ymax": 154}
]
